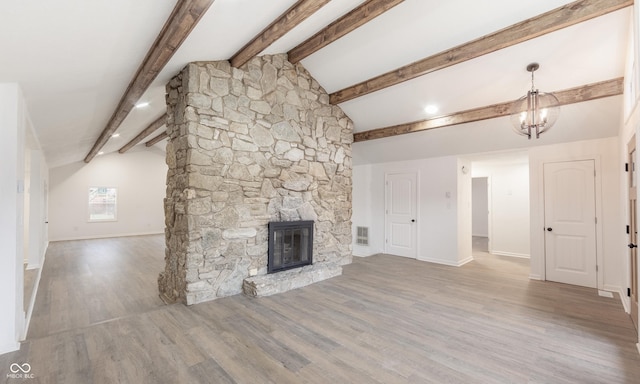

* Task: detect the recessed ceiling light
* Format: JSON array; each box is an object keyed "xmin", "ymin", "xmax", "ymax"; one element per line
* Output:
[
  {"xmin": 111, "ymin": 133, "xmax": 120, "ymax": 138},
  {"xmin": 135, "ymin": 101, "xmax": 150, "ymax": 109},
  {"xmin": 98, "ymin": 151, "xmax": 104, "ymax": 155},
  {"xmin": 424, "ymin": 105, "xmax": 438, "ymax": 114}
]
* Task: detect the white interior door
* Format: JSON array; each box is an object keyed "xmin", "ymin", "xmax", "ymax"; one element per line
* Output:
[
  {"xmin": 543, "ymin": 160, "xmax": 597, "ymax": 288},
  {"xmin": 385, "ymin": 172, "xmax": 417, "ymax": 258}
]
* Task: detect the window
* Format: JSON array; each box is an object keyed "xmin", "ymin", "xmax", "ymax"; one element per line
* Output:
[{"xmin": 88, "ymin": 187, "xmax": 117, "ymax": 222}]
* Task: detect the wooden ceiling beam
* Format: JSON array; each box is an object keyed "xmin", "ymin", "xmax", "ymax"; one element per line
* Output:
[
  {"xmin": 230, "ymin": 0, "xmax": 330, "ymax": 68},
  {"xmin": 331, "ymin": 0, "xmax": 632, "ymax": 104},
  {"xmin": 84, "ymin": 0, "xmax": 215, "ymax": 163},
  {"xmin": 119, "ymin": 115, "xmax": 166, "ymax": 153},
  {"xmin": 287, "ymin": 0, "xmax": 405, "ymax": 64},
  {"xmin": 146, "ymin": 132, "xmax": 169, "ymax": 147},
  {"xmin": 353, "ymin": 77, "xmax": 623, "ymax": 142}
]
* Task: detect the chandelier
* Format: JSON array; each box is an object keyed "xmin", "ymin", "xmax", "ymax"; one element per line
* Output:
[{"xmin": 510, "ymin": 63, "xmax": 560, "ymax": 139}]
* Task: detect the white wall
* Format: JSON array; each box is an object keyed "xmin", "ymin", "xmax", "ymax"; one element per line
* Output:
[
  {"xmin": 23, "ymin": 149, "xmax": 30, "ymax": 264},
  {"xmin": 352, "ymin": 155, "xmax": 472, "ymax": 266},
  {"xmin": 457, "ymin": 158, "xmax": 473, "ymax": 265},
  {"xmin": 352, "ymin": 164, "xmax": 374, "ymax": 256},
  {"xmin": 49, "ymin": 148, "xmax": 167, "ymax": 241},
  {"xmin": 27, "ymin": 149, "xmax": 48, "ymax": 269},
  {"xmin": 472, "ymin": 177, "xmax": 489, "ymax": 237},
  {"xmin": 529, "ymin": 137, "xmax": 623, "ymax": 293},
  {"xmin": 0, "ymin": 84, "xmax": 25, "ymax": 354}
]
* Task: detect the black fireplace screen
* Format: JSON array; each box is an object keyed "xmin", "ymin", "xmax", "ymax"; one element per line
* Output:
[{"xmin": 268, "ymin": 220, "xmax": 314, "ymax": 273}]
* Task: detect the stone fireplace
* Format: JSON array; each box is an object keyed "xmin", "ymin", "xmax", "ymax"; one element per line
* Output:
[
  {"xmin": 159, "ymin": 54, "xmax": 353, "ymax": 305},
  {"xmin": 268, "ymin": 220, "xmax": 313, "ymax": 273}
]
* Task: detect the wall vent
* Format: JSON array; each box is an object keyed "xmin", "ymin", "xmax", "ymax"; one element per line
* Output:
[{"xmin": 356, "ymin": 226, "xmax": 369, "ymax": 246}]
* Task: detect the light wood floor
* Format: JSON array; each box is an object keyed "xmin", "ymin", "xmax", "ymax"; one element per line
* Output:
[{"xmin": 2, "ymin": 235, "xmax": 639, "ymax": 383}]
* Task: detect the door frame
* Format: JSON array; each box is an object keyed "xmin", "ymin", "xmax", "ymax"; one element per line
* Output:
[
  {"xmin": 532, "ymin": 154, "xmax": 605, "ymax": 289},
  {"xmin": 384, "ymin": 170, "xmax": 420, "ymax": 258},
  {"xmin": 543, "ymin": 159, "xmax": 598, "ymax": 288},
  {"xmin": 471, "ymin": 175, "xmax": 493, "ymax": 254},
  {"xmin": 486, "ymin": 176, "xmax": 493, "ymax": 254},
  {"xmin": 627, "ymin": 134, "xmax": 638, "ymax": 329}
]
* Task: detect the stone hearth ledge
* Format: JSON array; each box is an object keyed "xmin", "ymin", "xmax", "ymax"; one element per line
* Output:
[{"xmin": 243, "ymin": 263, "xmax": 342, "ymax": 297}]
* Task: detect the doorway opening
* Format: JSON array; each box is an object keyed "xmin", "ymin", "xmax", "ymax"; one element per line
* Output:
[
  {"xmin": 472, "ymin": 177, "xmax": 489, "ymax": 254},
  {"xmin": 469, "ymin": 152, "xmax": 530, "ymax": 275},
  {"xmin": 470, "ymin": 154, "xmax": 530, "ymax": 254}
]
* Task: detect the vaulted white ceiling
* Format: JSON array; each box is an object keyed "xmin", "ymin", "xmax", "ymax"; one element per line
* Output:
[{"xmin": 1, "ymin": 0, "xmax": 633, "ymax": 168}]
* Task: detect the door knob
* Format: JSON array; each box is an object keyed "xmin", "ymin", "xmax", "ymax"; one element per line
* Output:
[
  {"xmin": 629, "ymin": 243, "xmax": 637, "ymax": 249},
  {"xmin": 546, "ymin": 227, "xmax": 552, "ymax": 232}
]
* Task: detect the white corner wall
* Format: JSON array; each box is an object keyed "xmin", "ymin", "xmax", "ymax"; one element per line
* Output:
[
  {"xmin": 27, "ymin": 149, "xmax": 48, "ymax": 269},
  {"xmin": 0, "ymin": 84, "xmax": 25, "ymax": 354},
  {"xmin": 415, "ymin": 156, "xmax": 459, "ymax": 265},
  {"xmin": 457, "ymin": 158, "xmax": 473, "ymax": 265},
  {"xmin": 49, "ymin": 148, "xmax": 167, "ymax": 241},
  {"xmin": 529, "ymin": 137, "xmax": 623, "ymax": 292},
  {"xmin": 352, "ymin": 164, "xmax": 375, "ymax": 256}
]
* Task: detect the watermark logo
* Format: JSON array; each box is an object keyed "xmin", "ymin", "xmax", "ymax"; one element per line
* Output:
[
  {"xmin": 6, "ymin": 362, "xmax": 34, "ymax": 379},
  {"xmin": 10, "ymin": 363, "xmax": 30, "ymax": 374}
]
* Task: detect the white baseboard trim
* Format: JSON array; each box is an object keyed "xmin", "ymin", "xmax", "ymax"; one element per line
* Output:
[
  {"xmin": 50, "ymin": 231, "xmax": 164, "ymax": 242},
  {"xmin": 0, "ymin": 341, "xmax": 20, "ymax": 355},
  {"xmin": 352, "ymin": 251, "xmax": 376, "ymax": 257},
  {"xmin": 491, "ymin": 250, "xmax": 530, "ymax": 259},
  {"xmin": 17, "ymin": 311, "xmax": 25, "ymax": 342},
  {"xmin": 352, "ymin": 245, "xmax": 378, "ymax": 257},
  {"xmin": 418, "ymin": 255, "xmax": 474, "ymax": 267},
  {"xmin": 26, "ymin": 262, "xmax": 40, "ymax": 270},
  {"xmin": 603, "ymin": 285, "xmax": 629, "ymax": 313},
  {"xmin": 23, "ymin": 253, "xmax": 45, "ymax": 341},
  {"xmin": 458, "ymin": 256, "xmax": 474, "ymax": 266},
  {"xmin": 620, "ymin": 294, "xmax": 631, "ymax": 313},
  {"xmin": 528, "ymin": 274, "xmax": 542, "ymax": 280},
  {"xmin": 598, "ymin": 290, "xmax": 614, "ymax": 298}
]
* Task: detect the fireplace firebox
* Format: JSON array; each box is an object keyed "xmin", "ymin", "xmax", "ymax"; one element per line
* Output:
[{"xmin": 268, "ymin": 221, "xmax": 314, "ymax": 273}]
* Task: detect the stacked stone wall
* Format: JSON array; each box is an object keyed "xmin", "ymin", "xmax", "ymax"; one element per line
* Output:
[{"xmin": 159, "ymin": 54, "xmax": 353, "ymax": 304}]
